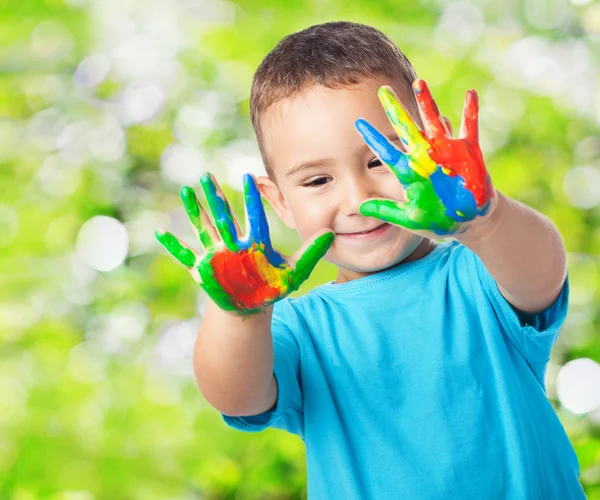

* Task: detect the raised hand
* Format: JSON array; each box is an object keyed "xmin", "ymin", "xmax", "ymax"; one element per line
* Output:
[
  {"xmin": 354, "ymin": 79, "xmax": 495, "ymax": 236},
  {"xmin": 155, "ymin": 172, "xmax": 334, "ymax": 315}
]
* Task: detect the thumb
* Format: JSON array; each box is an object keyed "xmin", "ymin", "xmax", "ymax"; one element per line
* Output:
[{"xmin": 288, "ymin": 229, "xmax": 335, "ymax": 290}]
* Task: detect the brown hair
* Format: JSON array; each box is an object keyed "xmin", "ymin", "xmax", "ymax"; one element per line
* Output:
[{"xmin": 250, "ymin": 21, "xmax": 420, "ymax": 178}]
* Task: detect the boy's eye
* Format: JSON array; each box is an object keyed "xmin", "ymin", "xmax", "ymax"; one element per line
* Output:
[
  {"xmin": 303, "ymin": 177, "xmax": 329, "ymax": 187},
  {"xmin": 368, "ymin": 157, "xmax": 384, "ymax": 169}
]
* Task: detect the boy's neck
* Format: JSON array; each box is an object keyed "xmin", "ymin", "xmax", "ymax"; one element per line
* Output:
[{"xmin": 334, "ymin": 238, "xmax": 438, "ymax": 284}]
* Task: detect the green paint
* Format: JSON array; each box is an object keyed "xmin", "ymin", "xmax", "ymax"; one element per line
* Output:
[
  {"xmin": 194, "ymin": 230, "xmax": 334, "ymax": 315},
  {"xmin": 180, "ymin": 186, "xmax": 214, "ymax": 250},
  {"xmin": 200, "ymin": 173, "xmax": 238, "ymax": 251},
  {"xmin": 197, "ymin": 258, "xmax": 238, "ymax": 312},
  {"xmin": 155, "ymin": 230, "xmax": 197, "ymax": 267},
  {"xmin": 359, "ymin": 85, "xmax": 467, "ymax": 235},
  {"xmin": 156, "ymin": 173, "xmax": 335, "ymax": 315},
  {"xmin": 360, "ymin": 174, "xmax": 458, "ymax": 235},
  {"xmin": 291, "ymin": 231, "xmax": 335, "ymax": 290},
  {"xmin": 378, "ymin": 87, "xmax": 421, "ymax": 146}
]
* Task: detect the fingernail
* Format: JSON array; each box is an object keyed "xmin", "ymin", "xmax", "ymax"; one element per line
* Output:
[{"xmin": 412, "ymin": 79, "xmax": 426, "ymax": 94}]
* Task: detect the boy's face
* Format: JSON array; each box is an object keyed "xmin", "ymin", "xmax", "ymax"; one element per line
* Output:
[{"xmin": 256, "ymin": 77, "xmax": 432, "ymax": 283}]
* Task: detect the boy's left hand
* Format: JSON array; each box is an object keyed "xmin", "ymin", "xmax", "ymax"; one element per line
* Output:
[{"xmin": 355, "ymin": 79, "xmax": 496, "ymax": 237}]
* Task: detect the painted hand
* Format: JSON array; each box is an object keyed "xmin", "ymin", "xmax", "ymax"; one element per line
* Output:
[
  {"xmin": 355, "ymin": 79, "xmax": 495, "ymax": 236},
  {"xmin": 155, "ymin": 173, "xmax": 334, "ymax": 315}
]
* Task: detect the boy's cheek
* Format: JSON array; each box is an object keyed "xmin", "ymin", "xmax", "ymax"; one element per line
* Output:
[
  {"xmin": 394, "ymin": 181, "xmax": 408, "ymax": 202},
  {"xmin": 287, "ymin": 201, "xmax": 329, "ymax": 236},
  {"xmin": 279, "ymin": 204, "xmax": 298, "ymax": 230},
  {"xmin": 380, "ymin": 184, "xmax": 407, "ymax": 203},
  {"xmin": 396, "ymin": 186, "xmax": 408, "ymax": 203},
  {"xmin": 282, "ymin": 193, "xmax": 320, "ymax": 233},
  {"xmin": 371, "ymin": 170, "xmax": 408, "ymax": 203}
]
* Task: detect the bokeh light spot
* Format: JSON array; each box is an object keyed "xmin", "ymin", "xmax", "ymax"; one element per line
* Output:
[
  {"xmin": 557, "ymin": 358, "xmax": 600, "ymax": 414},
  {"xmin": 75, "ymin": 216, "xmax": 129, "ymax": 271},
  {"xmin": 563, "ymin": 167, "xmax": 600, "ymax": 209}
]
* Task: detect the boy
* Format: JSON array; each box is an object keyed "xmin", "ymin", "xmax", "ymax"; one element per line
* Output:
[{"xmin": 156, "ymin": 22, "xmax": 585, "ymax": 499}]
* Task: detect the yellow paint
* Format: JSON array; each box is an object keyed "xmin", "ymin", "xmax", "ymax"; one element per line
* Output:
[
  {"xmin": 408, "ymin": 150, "xmax": 438, "ymax": 178},
  {"xmin": 378, "ymin": 87, "xmax": 437, "ymax": 178},
  {"xmin": 249, "ymin": 244, "xmax": 292, "ymax": 289}
]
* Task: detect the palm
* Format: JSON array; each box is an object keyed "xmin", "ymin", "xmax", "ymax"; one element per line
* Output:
[
  {"xmin": 426, "ymin": 121, "xmax": 492, "ymax": 212},
  {"xmin": 199, "ymin": 243, "xmax": 294, "ymax": 313},
  {"xmin": 156, "ymin": 173, "xmax": 333, "ymax": 314},
  {"xmin": 355, "ymin": 80, "xmax": 494, "ymax": 237}
]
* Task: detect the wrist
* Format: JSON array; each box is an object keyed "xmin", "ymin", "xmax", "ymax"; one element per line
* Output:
[
  {"xmin": 454, "ymin": 189, "xmax": 505, "ymax": 247},
  {"xmin": 218, "ymin": 301, "xmax": 274, "ymax": 321}
]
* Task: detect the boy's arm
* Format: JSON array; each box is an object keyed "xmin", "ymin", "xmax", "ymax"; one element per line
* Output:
[
  {"xmin": 354, "ymin": 81, "xmax": 566, "ymax": 315},
  {"xmin": 194, "ymin": 300, "xmax": 277, "ymax": 416},
  {"xmin": 456, "ymin": 191, "xmax": 567, "ymax": 314},
  {"xmin": 155, "ymin": 172, "xmax": 333, "ymax": 417}
]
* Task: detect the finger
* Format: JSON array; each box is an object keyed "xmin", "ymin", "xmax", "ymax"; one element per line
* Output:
[
  {"xmin": 355, "ymin": 118, "xmax": 437, "ymax": 184},
  {"xmin": 378, "ymin": 86, "xmax": 423, "ymax": 151},
  {"xmin": 180, "ymin": 186, "xmax": 217, "ymax": 251},
  {"xmin": 361, "ymin": 197, "xmax": 458, "ymax": 235},
  {"xmin": 243, "ymin": 173, "xmax": 272, "ymax": 247},
  {"xmin": 459, "ymin": 89, "xmax": 479, "ymax": 143},
  {"xmin": 155, "ymin": 229, "xmax": 201, "ymax": 271},
  {"xmin": 213, "ymin": 178, "xmax": 243, "ymax": 238},
  {"xmin": 355, "ymin": 118, "xmax": 415, "ymax": 186},
  {"xmin": 412, "ymin": 79, "xmax": 450, "ymax": 139},
  {"xmin": 200, "ymin": 173, "xmax": 240, "ymax": 251},
  {"xmin": 359, "ymin": 199, "xmax": 426, "ymax": 231},
  {"xmin": 289, "ymin": 229, "xmax": 335, "ymax": 291}
]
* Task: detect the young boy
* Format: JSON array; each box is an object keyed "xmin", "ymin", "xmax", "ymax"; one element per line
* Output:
[{"xmin": 157, "ymin": 22, "xmax": 585, "ymax": 499}]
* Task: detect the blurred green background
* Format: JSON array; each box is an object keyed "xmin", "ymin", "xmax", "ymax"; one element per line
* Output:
[{"xmin": 1, "ymin": 0, "xmax": 600, "ymax": 498}]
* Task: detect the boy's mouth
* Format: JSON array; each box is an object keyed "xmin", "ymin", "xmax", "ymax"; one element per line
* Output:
[{"xmin": 336, "ymin": 223, "xmax": 391, "ymax": 240}]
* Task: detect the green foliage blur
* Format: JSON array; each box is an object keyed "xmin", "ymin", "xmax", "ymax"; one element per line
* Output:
[{"xmin": 1, "ymin": 0, "xmax": 600, "ymax": 498}]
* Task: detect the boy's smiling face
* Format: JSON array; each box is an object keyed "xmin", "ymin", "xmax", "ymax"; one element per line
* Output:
[{"xmin": 256, "ymin": 77, "xmax": 435, "ymax": 283}]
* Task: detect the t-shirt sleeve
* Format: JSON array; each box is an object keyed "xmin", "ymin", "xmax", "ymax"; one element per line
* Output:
[
  {"xmin": 221, "ymin": 300, "xmax": 304, "ymax": 437},
  {"xmin": 466, "ymin": 246, "xmax": 569, "ymax": 366}
]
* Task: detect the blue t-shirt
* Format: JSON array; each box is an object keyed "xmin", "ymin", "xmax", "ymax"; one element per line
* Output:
[{"xmin": 222, "ymin": 241, "xmax": 585, "ymax": 499}]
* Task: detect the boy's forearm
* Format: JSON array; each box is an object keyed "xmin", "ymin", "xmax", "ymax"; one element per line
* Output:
[
  {"xmin": 194, "ymin": 300, "xmax": 277, "ymax": 416},
  {"xmin": 456, "ymin": 190, "xmax": 567, "ymax": 313}
]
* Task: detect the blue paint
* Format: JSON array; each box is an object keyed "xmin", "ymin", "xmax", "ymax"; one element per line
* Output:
[
  {"xmin": 355, "ymin": 119, "xmax": 418, "ymax": 185},
  {"xmin": 200, "ymin": 172, "xmax": 239, "ymax": 249},
  {"xmin": 429, "ymin": 168, "xmax": 477, "ymax": 221},
  {"xmin": 244, "ymin": 174, "xmax": 270, "ymax": 244},
  {"xmin": 243, "ymin": 173, "xmax": 285, "ymax": 267}
]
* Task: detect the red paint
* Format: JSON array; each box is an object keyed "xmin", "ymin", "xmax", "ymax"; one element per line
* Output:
[
  {"xmin": 211, "ymin": 250, "xmax": 283, "ymax": 310},
  {"xmin": 427, "ymin": 135, "xmax": 492, "ymax": 207},
  {"xmin": 413, "ymin": 80, "xmax": 493, "ymax": 208}
]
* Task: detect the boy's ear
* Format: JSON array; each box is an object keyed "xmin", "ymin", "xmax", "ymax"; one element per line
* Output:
[{"xmin": 255, "ymin": 175, "xmax": 296, "ymax": 230}]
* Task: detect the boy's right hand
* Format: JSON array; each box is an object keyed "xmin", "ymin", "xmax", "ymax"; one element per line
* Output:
[
  {"xmin": 354, "ymin": 80, "xmax": 495, "ymax": 238},
  {"xmin": 155, "ymin": 172, "xmax": 334, "ymax": 316}
]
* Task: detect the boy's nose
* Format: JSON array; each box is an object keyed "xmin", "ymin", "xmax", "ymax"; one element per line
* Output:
[{"xmin": 339, "ymin": 174, "xmax": 379, "ymax": 216}]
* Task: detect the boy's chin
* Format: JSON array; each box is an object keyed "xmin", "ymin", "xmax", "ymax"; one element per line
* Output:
[
  {"xmin": 340, "ymin": 256, "xmax": 405, "ymax": 274},
  {"xmin": 329, "ymin": 246, "xmax": 419, "ymax": 277}
]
